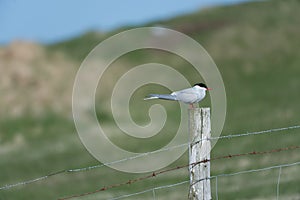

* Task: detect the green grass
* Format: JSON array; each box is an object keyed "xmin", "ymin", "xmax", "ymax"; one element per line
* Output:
[
  {"xmin": 47, "ymin": 31, "xmax": 107, "ymax": 62},
  {"xmin": 1, "ymin": 0, "xmax": 300, "ymax": 199}
]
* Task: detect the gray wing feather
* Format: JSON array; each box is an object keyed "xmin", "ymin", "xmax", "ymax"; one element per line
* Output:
[
  {"xmin": 172, "ymin": 88, "xmax": 199, "ymax": 104},
  {"xmin": 144, "ymin": 94, "xmax": 177, "ymax": 101}
]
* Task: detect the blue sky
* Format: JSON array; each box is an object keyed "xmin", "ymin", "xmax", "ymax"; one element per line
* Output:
[{"xmin": 0, "ymin": 0, "xmax": 252, "ymax": 44}]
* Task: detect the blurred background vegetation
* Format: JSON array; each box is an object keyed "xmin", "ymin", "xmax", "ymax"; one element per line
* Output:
[{"xmin": 0, "ymin": 0, "xmax": 300, "ymax": 199}]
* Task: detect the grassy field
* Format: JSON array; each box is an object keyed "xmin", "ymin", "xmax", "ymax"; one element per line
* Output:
[{"xmin": 1, "ymin": 0, "xmax": 300, "ymax": 199}]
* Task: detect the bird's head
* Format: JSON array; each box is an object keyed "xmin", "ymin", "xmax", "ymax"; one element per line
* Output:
[{"xmin": 193, "ymin": 83, "xmax": 212, "ymax": 91}]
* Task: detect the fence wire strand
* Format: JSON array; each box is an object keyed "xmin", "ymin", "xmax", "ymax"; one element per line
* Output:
[
  {"xmin": 58, "ymin": 145, "xmax": 300, "ymax": 200},
  {"xmin": 215, "ymin": 176, "xmax": 219, "ymax": 200},
  {"xmin": 210, "ymin": 125, "xmax": 300, "ymax": 140},
  {"xmin": 210, "ymin": 161, "xmax": 300, "ymax": 180},
  {"xmin": 0, "ymin": 124, "xmax": 299, "ymax": 193},
  {"xmin": 91, "ymin": 161, "xmax": 300, "ymax": 200},
  {"xmin": 152, "ymin": 188, "xmax": 156, "ymax": 200},
  {"xmin": 109, "ymin": 181, "xmax": 189, "ymax": 200},
  {"xmin": 276, "ymin": 166, "xmax": 282, "ymax": 200}
]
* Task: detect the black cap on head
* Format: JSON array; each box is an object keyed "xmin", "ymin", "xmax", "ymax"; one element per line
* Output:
[{"xmin": 193, "ymin": 83, "xmax": 208, "ymax": 89}]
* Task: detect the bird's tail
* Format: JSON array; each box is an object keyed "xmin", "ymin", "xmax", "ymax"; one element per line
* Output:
[{"xmin": 144, "ymin": 94, "xmax": 177, "ymax": 101}]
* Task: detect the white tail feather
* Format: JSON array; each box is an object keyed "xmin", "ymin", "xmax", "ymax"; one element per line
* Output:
[{"xmin": 144, "ymin": 96, "xmax": 159, "ymax": 100}]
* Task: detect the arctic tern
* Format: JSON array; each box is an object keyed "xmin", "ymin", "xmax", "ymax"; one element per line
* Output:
[{"xmin": 144, "ymin": 83, "xmax": 211, "ymax": 108}]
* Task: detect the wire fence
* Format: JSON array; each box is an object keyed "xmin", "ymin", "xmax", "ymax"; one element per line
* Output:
[
  {"xmin": 58, "ymin": 145, "xmax": 300, "ymax": 200},
  {"xmin": 108, "ymin": 180, "xmax": 189, "ymax": 200},
  {"xmin": 1, "ymin": 124, "xmax": 300, "ymax": 199},
  {"xmin": 108, "ymin": 161, "xmax": 300, "ymax": 200}
]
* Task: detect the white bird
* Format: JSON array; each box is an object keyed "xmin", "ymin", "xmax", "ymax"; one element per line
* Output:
[{"xmin": 144, "ymin": 83, "xmax": 212, "ymax": 108}]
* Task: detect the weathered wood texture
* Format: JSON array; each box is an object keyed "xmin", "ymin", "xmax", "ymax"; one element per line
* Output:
[{"xmin": 189, "ymin": 108, "xmax": 211, "ymax": 200}]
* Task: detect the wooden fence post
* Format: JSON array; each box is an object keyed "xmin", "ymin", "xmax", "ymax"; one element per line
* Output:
[{"xmin": 189, "ymin": 107, "xmax": 211, "ymax": 200}]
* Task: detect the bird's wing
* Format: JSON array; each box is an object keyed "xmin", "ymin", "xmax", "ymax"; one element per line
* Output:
[
  {"xmin": 172, "ymin": 88, "xmax": 198, "ymax": 104},
  {"xmin": 144, "ymin": 94, "xmax": 177, "ymax": 101}
]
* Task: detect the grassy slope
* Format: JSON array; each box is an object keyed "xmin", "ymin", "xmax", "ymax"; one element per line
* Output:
[{"xmin": 1, "ymin": 0, "xmax": 300, "ymax": 199}]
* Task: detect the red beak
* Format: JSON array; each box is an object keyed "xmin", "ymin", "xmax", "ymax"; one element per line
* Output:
[{"xmin": 207, "ymin": 88, "xmax": 212, "ymax": 91}]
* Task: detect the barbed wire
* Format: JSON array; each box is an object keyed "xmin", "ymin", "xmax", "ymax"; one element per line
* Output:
[
  {"xmin": 192, "ymin": 161, "xmax": 300, "ymax": 200},
  {"xmin": 63, "ymin": 160, "xmax": 300, "ymax": 200},
  {"xmin": 58, "ymin": 145, "xmax": 300, "ymax": 200},
  {"xmin": 68, "ymin": 142, "xmax": 188, "ymax": 173},
  {"xmin": 116, "ymin": 161, "xmax": 300, "ymax": 200},
  {"xmin": 0, "ymin": 124, "xmax": 299, "ymax": 192}
]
